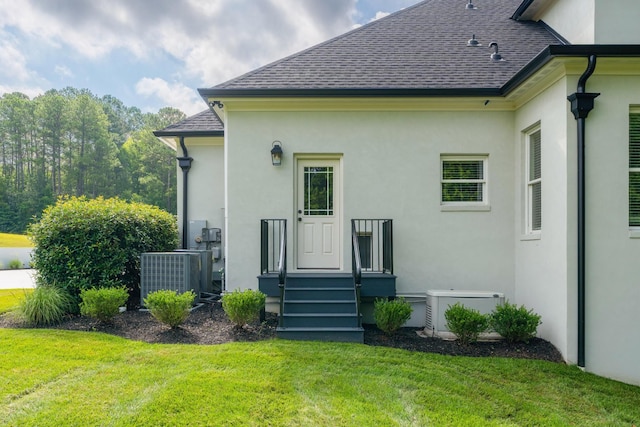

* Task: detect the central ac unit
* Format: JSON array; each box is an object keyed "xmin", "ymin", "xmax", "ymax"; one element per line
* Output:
[
  {"xmin": 140, "ymin": 252, "xmax": 201, "ymax": 304},
  {"xmin": 425, "ymin": 290, "xmax": 504, "ymax": 338}
]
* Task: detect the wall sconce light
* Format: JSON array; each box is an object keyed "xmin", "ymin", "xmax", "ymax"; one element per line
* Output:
[{"xmin": 271, "ymin": 141, "xmax": 283, "ymax": 166}]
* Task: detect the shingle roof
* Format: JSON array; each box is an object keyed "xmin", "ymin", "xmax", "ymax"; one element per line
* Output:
[
  {"xmin": 203, "ymin": 0, "xmax": 564, "ymax": 95},
  {"xmin": 153, "ymin": 109, "xmax": 224, "ymax": 136}
]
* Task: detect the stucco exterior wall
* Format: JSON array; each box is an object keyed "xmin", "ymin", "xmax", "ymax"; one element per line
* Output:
[
  {"xmin": 594, "ymin": 0, "xmax": 640, "ymax": 44},
  {"xmin": 538, "ymin": 0, "xmax": 595, "ymax": 44},
  {"xmin": 175, "ymin": 137, "xmax": 225, "ymax": 246},
  {"xmin": 536, "ymin": 0, "xmax": 640, "ymax": 45},
  {"xmin": 581, "ymin": 73, "xmax": 640, "ymax": 386},
  {"xmin": 224, "ymin": 107, "xmax": 516, "ymax": 302},
  {"xmin": 514, "ymin": 76, "xmax": 576, "ymax": 362}
]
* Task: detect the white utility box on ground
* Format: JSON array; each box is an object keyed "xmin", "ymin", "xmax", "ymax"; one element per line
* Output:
[{"xmin": 425, "ymin": 289, "xmax": 505, "ymax": 339}]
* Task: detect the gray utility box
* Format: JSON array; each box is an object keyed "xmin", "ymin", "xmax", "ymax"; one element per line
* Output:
[
  {"xmin": 140, "ymin": 252, "xmax": 201, "ymax": 304},
  {"xmin": 174, "ymin": 249, "xmax": 213, "ymax": 294}
]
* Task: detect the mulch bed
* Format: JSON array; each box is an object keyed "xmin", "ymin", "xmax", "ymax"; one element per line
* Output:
[{"xmin": 0, "ymin": 301, "xmax": 564, "ymax": 363}]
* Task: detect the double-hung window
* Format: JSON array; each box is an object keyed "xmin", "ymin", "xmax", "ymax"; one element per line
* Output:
[
  {"xmin": 441, "ymin": 156, "xmax": 488, "ymax": 210},
  {"xmin": 629, "ymin": 112, "xmax": 640, "ymax": 228},
  {"xmin": 526, "ymin": 129, "xmax": 542, "ymax": 233}
]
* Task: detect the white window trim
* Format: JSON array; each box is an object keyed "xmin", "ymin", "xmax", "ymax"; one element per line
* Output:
[
  {"xmin": 440, "ymin": 155, "xmax": 490, "ymax": 212},
  {"xmin": 525, "ymin": 127, "xmax": 542, "ymax": 235}
]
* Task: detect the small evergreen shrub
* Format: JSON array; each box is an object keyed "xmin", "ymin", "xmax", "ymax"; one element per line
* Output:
[
  {"xmin": 444, "ymin": 302, "xmax": 489, "ymax": 345},
  {"xmin": 80, "ymin": 286, "xmax": 129, "ymax": 323},
  {"xmin": 374, "ymin": 297, "xmax": 413, "ymax": 335},
  {"xmin": 19, "ymin": 285, "xmax": 71, "ymax": 326},
  {"xmin": 222, "ymin": 289, "xmax": 266, "ymax": 328},
  {"xmin": 8, "ymin": 259, "xmax": 22, "ymax": 269},
  {"xmin": 144, "ymin": 289, "xmax": 195, "ymax": 328},
  {"xmin": 490, "ymin": 302, "xmax": 542, "ymax": 343}
]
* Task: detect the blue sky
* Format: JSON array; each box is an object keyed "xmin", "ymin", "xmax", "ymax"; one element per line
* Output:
[{"xmin": 0, "ymin": 0, "xmax": 421, "ymax": 116}]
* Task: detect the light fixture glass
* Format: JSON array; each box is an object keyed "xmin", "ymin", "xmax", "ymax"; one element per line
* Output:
[{"xmin": 271, "ymin": 141, "xmax": 283, "ymax": 166}]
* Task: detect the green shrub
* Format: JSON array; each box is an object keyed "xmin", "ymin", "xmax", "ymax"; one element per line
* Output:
[
  {"xmin": 222, "ymin": 289, "xmax": 266, "ymax": 328},
  {"xmin": 28, "ymin": 196, "xmax": 178, "ymax": 310},
  {"xmin": 490, "ymin": 302, "xmax": 542, "ymax": 343},
  {"xmin": 144, "ymin": 290, "xmax": 195, "ymax": 328},
  {"xmin": 19, "ymin": 285, "xmax": 71, "ymax": 326},
  {"xmin": 444, "ymin": 302, "xmax": 489, "ymax": 345},
  {"xmin": 80, "ymin": 286, "xmax": 129, "ymax": 323},
  {"xmin": 374, "ymin": 297, "xmax": 413, "ymax": 335},
  {"xmin": 8, "ymin": 259, "xmax": 22, "ymax": 269}
]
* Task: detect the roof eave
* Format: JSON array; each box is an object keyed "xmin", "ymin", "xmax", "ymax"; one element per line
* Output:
[
  {"xmin": 153, "ymin": 129, "xmax": 224, "ymax": 137},
  {"xmin": 198, "ymin": 87, "xmax": 503, "ymax": 100}
]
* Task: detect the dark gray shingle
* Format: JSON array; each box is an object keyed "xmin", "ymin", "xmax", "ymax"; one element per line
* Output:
[
  {"xmin": 154, "ymin": 109, "xmax": 224, "ymax": 136},
  {"xmin": 209, "ymin": 0, "xmax": 563, "ymax": 92}
]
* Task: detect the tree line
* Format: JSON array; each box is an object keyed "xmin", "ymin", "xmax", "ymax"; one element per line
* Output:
[{"xmin": 0, "ymin": 88, "xmax": 186, "ymax": 233}]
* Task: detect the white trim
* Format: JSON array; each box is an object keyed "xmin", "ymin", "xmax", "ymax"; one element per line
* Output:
[{"xmin": 440, "ymin": 155, "xmax": 489, "ymax": 209}]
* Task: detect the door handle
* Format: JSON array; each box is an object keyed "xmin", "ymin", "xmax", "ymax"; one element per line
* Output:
[{"xmin": 298, "ymin": 210, "xmax": 302, "ymax": 221}]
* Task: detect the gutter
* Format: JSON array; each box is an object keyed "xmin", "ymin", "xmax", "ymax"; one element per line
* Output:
[
  {"xmin": 567, "ymin": 55, "xmax": 599, "ymax": 368},
  {"xmin": 177, "ymin": 136, "xmax": 193, "ymax": 249}
]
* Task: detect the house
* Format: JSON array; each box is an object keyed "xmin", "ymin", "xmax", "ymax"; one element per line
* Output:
[{"xmin": 155, "ymin": 0, "xmax": 640, "ymax": 386}]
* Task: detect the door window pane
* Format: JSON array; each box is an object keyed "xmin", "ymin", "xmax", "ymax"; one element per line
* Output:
[{"xmin": 304, "ymin": 167, "xmax": 334, "ymax": 215}]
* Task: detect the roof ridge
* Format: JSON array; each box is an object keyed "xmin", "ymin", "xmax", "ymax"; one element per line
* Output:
[{"xmin": 209, "ymin": 0, "xmax": 428, "ymax": 89}]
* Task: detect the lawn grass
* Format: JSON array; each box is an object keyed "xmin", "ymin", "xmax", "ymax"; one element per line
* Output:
[
  {"xmin": 0, "ymin": 329, "xmax": 638, "ymax": 426},
  {"xmin": 0, "ymin": 289, "xmax": 32, "ymax": 314},
  {"xmin": 0, "ymin": 232, "xmax": 32, "ymax": 248}
]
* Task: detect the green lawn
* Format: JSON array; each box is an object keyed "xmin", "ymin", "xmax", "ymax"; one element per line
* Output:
[
  {"xmin": 0, "ymin": 289, "xmax": 32, "ymax": 314},
  {"xmin": 0, "ymin": 232, "xmax": 32, "ymax": 247},
  {"xmin": 0, "ymin": 329, "xmax": 638, "ymax": 426}
]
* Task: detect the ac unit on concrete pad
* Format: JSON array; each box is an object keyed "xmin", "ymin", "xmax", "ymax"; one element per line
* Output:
[
  {"xmin": 140, "ymin": 252, "xmax": 201, "ymax": 304},
  {"xmin": 425, "ymin": 290, "xmax": 504, "ymax": 339},
  {"xmin": 174, "ymin": 249, "xmax": 213, "ymax": 294}
]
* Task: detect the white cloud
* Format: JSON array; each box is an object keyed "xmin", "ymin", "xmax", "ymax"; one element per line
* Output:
[
  {"xmin": 372, "ymin": 11, "xmax": 390, "ymax": 21},
  {"xmin": 135, "ymin": 77, "xmax": 203, "ymax": 115},
  {"xmin": 0, "ymin": 38, "xmax": 34, "ymax": 82},
  {"xmin": 54, "ymin": 65, "xmax": 74, "ymax": 79}
]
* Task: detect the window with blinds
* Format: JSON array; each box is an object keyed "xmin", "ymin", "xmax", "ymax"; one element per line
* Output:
[
  {"xmin": 527, "ymin": 129, "xmax": 542, "ymax": 232},
  {"xmin": 630, "ymin": 113, "xmax": 640, "ymax": 227},
  {"xmin": 441, "ymin": 156, "xmax": 487, "ymax": 204}
]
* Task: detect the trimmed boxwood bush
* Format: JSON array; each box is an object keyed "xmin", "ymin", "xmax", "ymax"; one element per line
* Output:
[
  {"xmin": 80, "ymin": 286, "xmax": 129, "ymax": 323},
  {"xmin": 374, "ymin": 297, "xmax": 413, "ymax": 335},
  {"xmin": 490, "ymin": 302, "xmax": 542, "ymax": 343},
  {"xmin": 144, "ymin": 289, "xmax": 195, "ymax": 328},
  {"xmin": 444, "ymin": 302, "xmax": 489, "ymax": 345},
  {"xmin": 222, "ymin": 289, "xmax": 266, "ymax": 328},
  {"xmin": 28, "ymin": 196, "xmax": 177, "ymax": 310}
]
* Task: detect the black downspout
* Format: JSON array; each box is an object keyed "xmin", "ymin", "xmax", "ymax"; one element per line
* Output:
[
  {"xmin": 567, "ymin": 55, "xmax": 599, "ymax": 368},
  {"xmin": 177, "ymin": 136, "xmax": 193, "ymax": 249}
]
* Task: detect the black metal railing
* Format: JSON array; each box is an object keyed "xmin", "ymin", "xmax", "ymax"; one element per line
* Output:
[
  {"xmin": 351, "ymin": 222, "xmax": 363, "ymax": 327},
  {"xmin": 351, "ymin": 219, "xmax": 393, "ymax": 274},
  {"xmin": 260, "ymin": 219, "xmax": 287, "ymax": 274},
  {"xmin": 260, "ymin": 219, "xmax": 287, "ymax": 326}
]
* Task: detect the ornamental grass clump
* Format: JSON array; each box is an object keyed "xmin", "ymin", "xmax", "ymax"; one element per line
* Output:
[
  {"xmin": 490, "ymin": 302, "xmax": 542, "ymax": 343},
  {"xmin": 444, "ymin": 302, "xmax": 489, "ymax": 345},
  {"xmin": 374, "ymin": 297, "xmax": 413, "ymax": 335},
  {"xmin": 19, "ymin": 285, "xmax": 71, "ymax": 326},
  {"xmin": 222, "ymin": 289, "xmax": 266, "ymax": 328},
  {"xmin": 80, "ymin": 286, "xmax": 129, "ymax": 323},
  {"xmin": 144, "ymin": 290, "xmax": 195, "ymax": 328}
]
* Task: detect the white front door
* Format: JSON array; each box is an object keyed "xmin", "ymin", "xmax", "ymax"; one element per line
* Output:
[{"xmin": 296, "ymin": 158, "xmax": 341, "ymax": 269}]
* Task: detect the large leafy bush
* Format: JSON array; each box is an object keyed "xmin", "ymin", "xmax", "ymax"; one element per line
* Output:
[
  {"xmin": 374, "ymin": 297, "xmax": 413, "ymax": 335},
  {"xmin": 29, "ymin": 196, "xmax": 177, "ymax": 309}
]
